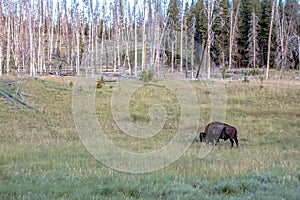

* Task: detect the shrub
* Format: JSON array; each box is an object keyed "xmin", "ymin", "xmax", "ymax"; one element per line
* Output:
[
  {"xmin": 139, "ymin": 70, "xmax": 153, "ymax": 83},
  {"xmin": 97, "ymin": 76, "xmax": 105, "ymax": 89}
]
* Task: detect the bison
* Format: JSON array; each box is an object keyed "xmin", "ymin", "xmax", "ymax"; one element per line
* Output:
[{"xmin": 199, "ymin": 121, "xmax": 238, "ymax": 148}]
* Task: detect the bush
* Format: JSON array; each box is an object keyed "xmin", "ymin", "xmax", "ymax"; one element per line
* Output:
[
  {"xmin": 139, "ymin": 70, "xmax": 153, "ymax": 83},
  {"xmin": 97, "ymin": 76, "xmax": 105, "ymax": 89}
]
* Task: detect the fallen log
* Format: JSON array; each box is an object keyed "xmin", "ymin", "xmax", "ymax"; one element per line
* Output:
[
  {"xmin": 16, "ymin": 87, "xmax": 25, "ymax": 99},
  {"xmin": 0, "ymin": 89, "xmax": 22, "ymax": 109},
  {"xmin": 0, "ymin": 88, "xmax": 39, "ymax": 112}
]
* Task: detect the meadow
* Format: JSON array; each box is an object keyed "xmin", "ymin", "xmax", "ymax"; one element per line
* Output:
[{"xmin": 0, "ymin": 75, "xmax": 300, "ymax": 199}]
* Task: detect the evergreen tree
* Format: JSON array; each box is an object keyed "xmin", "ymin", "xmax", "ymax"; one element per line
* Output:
[
  {"xmin": 237, "ymin": 0, "xmax": 252, "ymax": 67},
  {"xmin": 191, "ymin": 0, "xmax": 207, "ymax": 44},
  {"xmin": 213, "ymin": 0, "xmax": 230, "ymax": 67},
  {"xmin": 260, "ymin": 0, "xmax": 274, "ymax": 67},
  {"xmin": 167, "ymin": 0, "xmax": 180, "ymax": 27}
]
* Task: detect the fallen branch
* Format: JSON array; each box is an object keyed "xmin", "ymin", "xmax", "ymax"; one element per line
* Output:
[
  {"xmin": 0, "ymin": 89, "xmax": 22, "ymax": 109},
  {"xmin": 0, "ymin": 88, "xmax": 39, "ymax": 112},
  {"xmin": 16, "ymin": 87, "xmax": 25, "ymax": 100}
]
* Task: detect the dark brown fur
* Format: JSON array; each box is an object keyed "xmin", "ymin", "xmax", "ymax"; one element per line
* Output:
[{"xmin": 199, "ymin": 121, "xmax": 238, "ymax": 148}]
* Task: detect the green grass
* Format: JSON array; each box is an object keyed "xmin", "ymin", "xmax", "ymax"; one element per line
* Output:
[{"xmin": 0, "ymin": 76, "xmax": 300, "ymax": 199}]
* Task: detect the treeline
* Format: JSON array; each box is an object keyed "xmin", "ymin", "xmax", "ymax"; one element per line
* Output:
[{"xmin": 0, "ymin": 0, "xmax": 299, "ymax": 79}]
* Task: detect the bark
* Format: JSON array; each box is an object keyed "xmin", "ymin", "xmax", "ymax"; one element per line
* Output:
[
  {"xmin": 6, "ymin": 1, "xmax": 11, "ymax": 74},
  {"xmin": 29, "ymin": 2, "xmax": 36, "ymax": 76},
  {"xmin": 266, "ymin": 0, "xmax": 276, "ymax": 80},
  {"xmin": 190, "ymin": 16, "xmax": 196, "ymax": 79},
  {"xmin": 228, "ymin": 1, "xmax": 240, "ymax": 70},
  {"xmin": 142, "ymin": 0, "xmax": 146, "ymax": 71},
  {"xmin": 180, "ymin": 0, "xmax": 184, "ymax": 73},
  {"xmin": 134, "ymin": 0, "xmax": 138, "ymax": 76},
  {"xmin": 0, "ymin": 1, "xmax": 2, "ymax": 76}
]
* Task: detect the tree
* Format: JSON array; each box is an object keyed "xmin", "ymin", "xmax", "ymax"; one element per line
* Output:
[
  {"xmin": 285, "ymin": 0, "xmax": 300, "ymax": 70},
  {"xmin": 265, "ymin": 0, "xmax": 276, "ymax": 80},
  {"xmin": 190, "ymin": 15, "xmax": 196, "ymax": 78},
  {"xmin": 192, "ymin": 0, "xmax": 207, "ymax": 44},
  {"xmin": 237, "ymin": 0, "xmax": 252, "ymax": 68},
  {"xmin": 260, "ymin": 0, "xmax": 273, "ymax": 67},
  {"xmin": 213, "ymin": 0, "xmax": 230, "ymax": 68},
  {"xmin": 275, "ymin": 0, "xmax": 297, "ymax": 79},
  {"xmin": 246, "ymin": 9, "xmax": 260, "ymax": 68},
  {"xmin": 134, "ymin": 0, "xmax": 138, "ymax": 76},
  {"xmin": 204, "ymin": 0, "xmax": 219, "ymax": 79},
  {"xmin": 5, "ymin": 0, "xmax": 11, "ymax": 74},
  {"xmin": 0, "ymin": 0, "xmax": 3, "ymax": 76},
  {"xmin": 168, "ymin": 0, "xmax": 180, "ymax": 26},
  {"xmin": 228, "ymin": 0, "xmax": 240, "ymax": 69},
  {"xmin": 29, "ymin": 0, "xmax": 36, "ymax": 76}
]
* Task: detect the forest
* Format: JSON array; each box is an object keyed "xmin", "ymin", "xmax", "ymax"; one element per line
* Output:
[{"xmin": 0, "ymin": 0, "xmax": 299, "ymax": 79}]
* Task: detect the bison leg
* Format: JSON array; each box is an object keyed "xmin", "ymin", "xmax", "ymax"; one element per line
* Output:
[
  {"xmin": 229, "ymin": 138, "xmax": 234, "ymax": 148},
  {"xmin": 199, "ymin": 132, "xmax": 206, "ymax": 142},
  {"xmin": 234, "ymin": 138, "xmax": 238, "ymax": 148}
]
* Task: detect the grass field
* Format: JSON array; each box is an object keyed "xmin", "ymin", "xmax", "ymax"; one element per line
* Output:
[{"xmin": 0, "ymin": 75, "xmax": 300, "ymax": 199}]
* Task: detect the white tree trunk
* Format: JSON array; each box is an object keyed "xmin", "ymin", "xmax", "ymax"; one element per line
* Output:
[
  {"xmin": 228, "ymin": 1, "xmax": 240, "ymax": 70},
  {"xmin": 141, "ymin": 0, "xmax": 146, "ymax": 71},
  {"xmin": 206, "ymin": 1, "xmax": 215, "ymax": 80},
  {"xmin": 101, "ymin": 19, "xmax": 105, "ymax": 73},
  {"xmin": 190, "ymin": 17, "xmax": 195, "ymax": 79},
  {"xmin": 180, "ymin": 0, "xmax": 184, "ymax": 73},
  {"xmin": 266, "ymin": 0, "xmax": 276, "ymax": 80},
  {"xmin": 6, "ymin": 2, "xmax": 11, "ymax": 74},
  {"xmin": 252, "ymin": 12, "xmax": 256, "ymax": 69},
  {"xmin": 134, "ymin": 0, "xmax": 138, "ymax": 76},
  {"xmin": 0, "ymin": 46, "xmax": 2, "ymax": 76},
  {"xmin": 0, "ymin": 1, "xmax": 2, "ymax": 76}
]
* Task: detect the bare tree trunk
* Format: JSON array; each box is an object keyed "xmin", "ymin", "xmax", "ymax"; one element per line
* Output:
[
  {"xmin": 141, "ymin": 0, "xmax": 147, "ymax": 71},
  {"xmin": 29, "ymin": 2, "xmax": 36, "ymax": 76},
  {"xmin": 49, "ymin": 0, "xmax": 54, "ymax": 71},
  {"xmin": 0, "ymin": 1, "xmax": 2, "ymax": 76},
  {"xmin": 171, "ymin": 41, "xmax": 175, "ymax": 73},
  {"xmin": 266, "ymin": 0, "xmax": 276, "ymax": 80},
  {"xmin": 12, "ymin": 6, "xmax": 21, "ymax": 73},
  {"xmin": 276, "ymin": 5, "xmax": 293, "ymax": 79},
  {"xmin": 298, "ymin": 37, "xmax": 300, "ymax": 78},
  {"xmin": 94, "ymin": 10, "xmax": 99, "ymax": 71},
  {"xmin": 190, "ymin": 16, "xmax": 195, "ymax": 79},
  {"xmin": 206, "ymin": 1, "xmax": 216, "ymax": 79},
  {"xmin": 100, "ymin": 5, "xmax": 106, "ymax": 73},
  {"xmin": 180, "ymin": 0, "xmax": 184, "ymax": 73},
  {"xmin": 76, "ymin": 9, "xmax": 80, "ymax": 74},
  {"xmin": 0, "ymin": 45, "xmax": 2, "ymax": 76},
  {"xmin": 134, "ymin": 0, "xmax": 138, "ymax": 76},
  {"xmin": 228, "ymin": 1, "xmax": 240, "ymax": 70},
  {"xmin": 37, "ymin": 1, "xmax": 43, "ymax": 73},
  {"xmin": 64, "ymin": 1, "xmax": 71, "ymax": 67},
  {"xmin": 252, "ymin": 12, "xmax": 257, "ymax": 69},
  {"xmin": 6, "ymin": 1, "xmax": 11, "ymax": 74},
  {"xmin": 124, "ymin": 0, "xmax": 132, "ymax": 75}
]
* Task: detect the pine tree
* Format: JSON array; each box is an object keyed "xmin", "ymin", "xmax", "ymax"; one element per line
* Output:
[
  {"xmin": 237, "ymin": 0, "xmax": 252, "ymax": 67},
  {"xmin": 167, "ymin": 0, "xmax": 180, "ymax": 27},
  {"xmin": 213, "ymin": 0, "xmax": 230, "ymax": 68},
  {"xmin": 191, "ymin": 0, "xmax": 207, "ymax": 44},
  {"xmin": 260, "ymin": 0, "xmax": 273, "ymax": 67}
]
